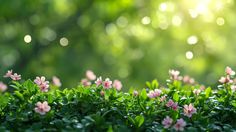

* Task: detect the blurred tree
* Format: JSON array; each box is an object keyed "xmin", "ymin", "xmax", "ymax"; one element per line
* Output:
[{"xmin": 0, "ymin": 0, "xmax": 236, "ymax": 90}]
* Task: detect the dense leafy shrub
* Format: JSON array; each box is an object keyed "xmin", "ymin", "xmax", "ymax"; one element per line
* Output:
[{"xmin": 0, "ymin": 68, "xmax": 236, "ymax": 131}]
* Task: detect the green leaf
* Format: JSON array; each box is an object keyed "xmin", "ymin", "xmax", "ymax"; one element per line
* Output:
[
  {"xmin": 128, "ymin": 116, "xmax": 135, "ymax": 124},
  {"xmin": 23, "ymin": 79, "xmax": 37, "ymax": 93},
  {"xmin": 10, "ymin": 81, "xmax": 22, "ymax": 90},
  {"xmin": 48, "ymin": 94, "xmax": 53, "ymax": 103},
  {"xmin": 146, "ymin": 81, "xmax": 152, "ymax": 89},
  {"xmin": 151, "ymin": 80, "xmax": 159, "ymax": 89},
  {"xmin": 14, "ymin": 91, "xmax": 24, "ymax": 100},
  {"xmin": 107, "ymin": 125, "xmax": 113, "ymax": 132},
  {"xmin": 173, "ymin": 92, "xmax": 179, "ymax": 102},
  {"xmin": 205, "ymin": 87, "xmax": 212, "ymax": 98},
  {"xmin": 135, "ymin": 115, "xmax": 145, "ymax": 128},
  {"xmin": 0, "ymin": 95, "xmax": 9, "ymax": 108},
  {"xmin": 140, "ymin": 89, "xmax": 147, "ymax": 100},
  {"xmin": 105, "ymin": 90, "xmax": 110, "ymax": 100}
]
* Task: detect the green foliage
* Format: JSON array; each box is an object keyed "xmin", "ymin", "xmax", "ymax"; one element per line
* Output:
[
  {"xmin": 0, "ymin": 78, "xmax": 236, "ymax": 131},
  {"xmin": 1, "ymin": 0, "xmax": 236, "ymax": 89}
]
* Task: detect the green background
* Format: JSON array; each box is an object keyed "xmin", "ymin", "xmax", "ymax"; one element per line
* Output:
[{"xmin": 0, "ymin": 0, "xmax": 236, "ymax": 90}]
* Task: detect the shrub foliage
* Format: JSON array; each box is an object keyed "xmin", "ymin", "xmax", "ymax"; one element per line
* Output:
[{"xmin": 0, "ymin": 69, "xmax": 236, "ymax": 131}]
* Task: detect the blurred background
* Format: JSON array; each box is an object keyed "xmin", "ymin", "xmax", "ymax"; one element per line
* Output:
[{"xmin": 0, "ymin": 0, "xmax": 236, "ymax": 90}]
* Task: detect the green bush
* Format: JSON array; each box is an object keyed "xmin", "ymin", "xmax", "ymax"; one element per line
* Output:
[{"xmin": 0, "ymin": 68, "xmax": 236, "ymax": 131}]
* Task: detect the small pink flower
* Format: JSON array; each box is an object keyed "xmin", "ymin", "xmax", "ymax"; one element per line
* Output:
[
  {"xmin": 34, "ymin": 76, "xmax": 45, "ymax": 85},
  {"xmin": 95, "ymin": 76, "xmax": 103, "ymax": 87},
  {"xmin": 10, "ymin": 73, "xmax": 21, "ymax": 81},
  {"xmin": 52, "ymin": 76, "xmax": 62, "ymax": 87},
  {"xmin": 34, "ymin": 76, "xmax": 49, "ymax": 92},
  {"xmin": 81, "ymin": 78, "xmax": 91, "ymax": 86},
  {"xmin": 178, "ymin": 76, "xmax": 183, "ymax": 81},
  {"xmin": 4, "ymin": 70, "xmax": 13, "ymax": 78},
  {"xmin": 166, "ymin": 99, "xmax": 178, "ymax": 110},
  {"xmin": 160, "ymin": 95, "xmax": 167, "ymax": 102},
  {"xmin": 154, "ymin": 89, "xmax": 162, "ymax": 96},
  {"xmin": 100, "ymin": 90, "xmax": 105, "ymax": 96},
  {"xmin": 231, "ymin": 85, "xmax": 236, "ymax": 92},
  {"xmin": 183, "ymin": 103, "xmax": 197, "ymax": 118},
  {"xmin": 103, "ymin": 78, "xmax": 112, "ymax": 89},
  {"xmin": 162, "ymin": 116, "xmax": 173, "ymax": 128},
  {"xmin": 219, "ymin": 76, "xmax": 232, "ymax": 84},
  {"xmin": 147, "ymin": 90, "xmax": 154, "ymax": 98},
  {"xmin": 183, "ymin": 75, "xmax": 195, "ymax": 84},
  {"xmin": 133, "ymin": 90, "xmax": 139, "ymax": 96},
  {"xmin": 0, "ymin": 82, "xmax": 7, "ymax": 92},
  {"xmin": 169, "ymin": 69, "xmax": 180, "ymax": 80},
  {"xmin": 166, "ymin": 99, "xmax": 175, "ymax": 107},
  {"xmin": 172, "ymin": 103, "xmax": 178, "ymax": 111},
  {"xmin": 40, "ymin": 83, "xmax": 49, "ymax": 92},
  {"xmin": 225, "ymin": 66, "xmax": 235, "ymax": 76},
  {"xmin": 147, "ymin": 89, "xmax": 162, "ymax": 98},
  {"xmin": 193, "ymin": 89, "xmax": 201, "ymax": 95},
  {"xmin": 34, "ymin": 101, "xmax": 51, "ymax": 115},
  {"xmin": 174, "ymin": 118, "xmax": 186, "ymax": 131},
  {"xmin": 86, "ymin": 70, "xmax": 96, "ymax": 80},
  {"xmin": 200, "ymin": 85, "xmax": 205, "ymax": 91},
  {"xmin": 113, "ymin": 80, "xmax": 122, "ymax": 91}
]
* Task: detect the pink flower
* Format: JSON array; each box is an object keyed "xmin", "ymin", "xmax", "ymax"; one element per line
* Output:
[
  {"xmin": 166, "ymin": 99, "xmax": 178, "ymax": 110},
  {"xmin": 174, "ymin": 118, "xmax": 186, "ymax": 131},
  {"xmin": 193, "ymin": 89, "xmax": 201, "ymax": 95},
  {"xmin": 81, "ymin": 78, "xmax": 91, "ymax": 86},
  {"xmin": 219, "ymin": 76, "xmax": 233, "ymax": 84},
  {"xmin": 86, "ymin": 70, "xmax": 96, "ymax": 80},
  {"xmin": 34, "ymin": 76, "xmax": 45, "ymax": 85},
  {"xmin": 154, "ymin": 89, "xmax": 162, "ymax": 96},
  {"xmin": 95, "ymin": 76, "xmax": 103, "ymax": 87},
  {"xmin": 169, "ymin": 69, "xmax": 180, "ymax": 80},
  {"xmin": 178, "ymin": 76, "xmax": 183, "ymax": 81},
  {"xmin": 160, "ymin": 95, "xmax": 167, "ymax": 102},
  {"xmin": 166, "ymin": 99, "xmax": 175, "ymax": 107},
  {"xmin": 231, "ymin": 85, "xmax": 236, "ymax": 92},
  {"xmin": 10, "ymin": 73, "xmax": 21, "ymax": 81},
  {"xmin": 52, "ymin": 76, "xmax": 62, "ymax": 87},
  {"xmin": 34, "ymin": 76, "xmax": 49, "ymax": 92},
  {"xmin": 147, "ymin": 89, "xmax": 162, "ymax": 98},
  {"xmin": 225, "ymin": 66, "xmax": 235, "ymax": 76},
  {"xmin": 147, "ymin": 90, "xmax": 155, "ymax": 98},
  {"xmin": 103, "ymin": 78, "xmax": 112, "ymax": 89},
  {"xmin": 200, "ymin": 85, "xmax": 205, "ymax": 91},
  {"xmin": 172, "ymin": 103, "xmax": 178, "ymax": 111},
  {"xmin": 113, "ymin": 80, "xmax": 122, "ymax": 91},
  {"xmin": 183, "ymin": 75, "xmax": 195, "ymax": 84},
  {"xmin": 183, "ymin": 103, "xmax": 197, "ymax": 118},
  {"xmin": 34, "ymin": 101, "xmax": 51, "ymax": 115},
  {"xmin": 40, "ymin": 83, "xmax": 49, "ymax": 92},
  {"xmin": 4, "ymin": 70, "xmax": 13, "ymax": 78},
  {"xmin": 162, "ymin": 116, "xmax": 173, "ymax": 128},
  {"xmin": 133, "ymin": 90, "xmax": 139, "ymax": 96},
  {"xmin": 0, "ymin": 82, "xmax": 7, "ymax": 92}
]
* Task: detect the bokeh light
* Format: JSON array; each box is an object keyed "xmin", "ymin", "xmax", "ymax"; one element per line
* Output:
[
  {"xmin": 216, "ymin": 17, "xmax": 225, "ymax": 26},
  {"xmin": 59, "ymin": 37, "xmax": 69, "ymax": 47},
  {"xmin": 24, "ymin": 35, "xmax": 32, "ymax": 43},
  {"xmin": 141, "ymin": 16, "xmax": 151, "ymax": 25},
  {"xmin": 187, "ymin": 36, "xmax": 198, "ymax": 45},
  {"xmin": 186, "ymin": 51, "xmax": 194, "ymax": 60}
]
